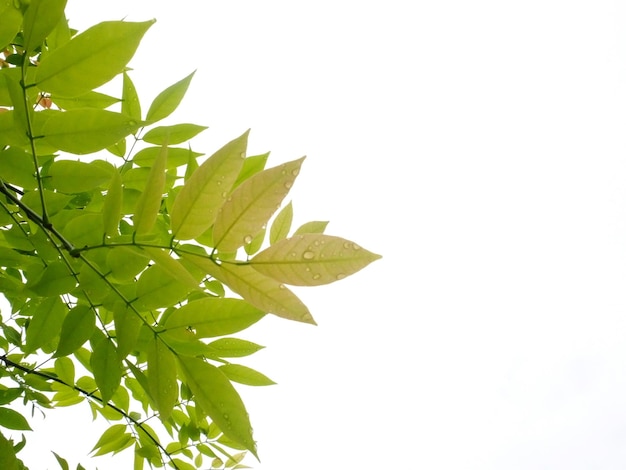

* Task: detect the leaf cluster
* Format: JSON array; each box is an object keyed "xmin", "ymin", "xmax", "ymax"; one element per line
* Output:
[{"xmin": 0, "ymin": 1, "xmax": 380, "ymax": 469}]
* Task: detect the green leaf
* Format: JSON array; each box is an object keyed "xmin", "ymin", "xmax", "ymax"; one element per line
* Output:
[
  {"xmin": 29, "ymin": 260, "xmax": 75, "ymax": 297},
  {"xmin": 24, "ymin": 296, "xmax": 66, "ymax": 354},
  {"xmin": 63, "ymin": 213, "xmax": 104, "ymax": 247},
  {"xmin": 91, "ymin": 424, "xmax": 127, "ymax": 455},
  {"xmin": 269, "ymin": 201, "xmax": 293, "ymax": 245},
  {"xmin": 133, "ymin": 142, "xmax": 167, "ymax": 234},
  {"xmin": 35, "ymin": 20, "xmax": 155, "ymax": 97},
  {"xmin": 234, "ymin": 152, "xmax": 269, "ymax": 188},
  {"xmin": 0, "ymin": 388, "xmax": 22, "ymax": 406},
  {"xmin": 0, "ymin": 147, "xmax": 38, "ymax": 190},
  {"xmin": 41, "ymin": 109, "xmax": 139, "ymax": 154},
  {"xmin": 183, "ymin": 253, "xmax": 315, "ymax": 324},
  {"xmin": 170, "ymin": 130, "xmax": 249, "ymax": 240},
  {"xmin": 133, "ymin": 146, "xmax": 202, "ymax": 169},
  {"xmin": 51, "ymin": 91, "xmax": 121, "ymax": 110},
  {"xmin": 147, "ymin": 335, "xmax": 177, "ymax": 421},
  {"xmin": 164, "ymin": 297, "xmax": 265, "ymax": 338},
  {"xmin": 0, "ymin": 430, "xmax": 19, "ymax": 470},
  {"xmin": 177, "ymin": 357, "xmax": 256, "ymax": 456},
  {"xmin": 142, "ymin": 124, "xmax": 207, "ymax": 145},
  {"xmin": 207, "ymin": 338, "xmax": 264, "ymax": 358},
  {"xmin": 141, "ymin": 247, "xmax": 199, "ymax": 291},
  {"xmin": 251, "ymin": 234, "xmax": 381, "ymax": 286},
  {"xmin": 244, "ymin": 227, "xmax": 265, "ymax": 257},
  {"xmin": 293, "ymin": 220, "xmax": 329, "ymax": 235},
  {"xmin": 0, "ymin": 2, "xmax": 22, "ymax": 51},
  {"xmin": 0, "ymin": 407, "xmax": 32, "ymax": 431},
  {"xmin": 134, "ymin": 264, "xmax": 190, "ymax": 311},
  {"xmin": 106, "ymin": 246, "xmax": 150, "ymax": 282},
  {"xmin": 219, "ymin": 364, "xmax": 275, "ymax": 386},
  {"xmin": 103, "ymin": 169, "xmax": 123, "ymax": 236},
  {"xmin": 54, "ymin": 356, "xmax": 75, "ymax": 384},
  {"xmin": 55, "ymin": 305, "xmax": 96, "ymax": 357},
  {"xmin": 91, "ymin": 337, "xmax": 122, "ymax": 403},
  {"xmin": 146, "ymin": 71, "xmax": 195, "ymax": 123},
  {"xmin": 122, "ymin": 72, "xmax": 141, "ymax": 122},
  {"xmin": 21, "ymin": 189, "xmax": 71, "ymax": 216},
  {"xmin": 213, "ymin": 157, "xmax": 305, "ymax": 252},
  {"xmin": 52, "ymin": 451, "xmax": 69, "ymax": 470},
  {"xmin": 22, "ymin": 0, "xmax": 67, "ymax": 53}
]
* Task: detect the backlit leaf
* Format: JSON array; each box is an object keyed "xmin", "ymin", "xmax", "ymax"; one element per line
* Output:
[
  {"xmin": 170, "ymin": 130, "xmax": 248, "ymax": 240},
  {"xmin": 24, "ymin": 296, "xmax": 66, "ymax": 354},
  {"xmin": 147, "ymin": 335, "xmax": 177, "ymax": 421},
  {"xmin": 0, "ymin": 429, "xmax": 19, "ymax": 470},
  {"xmin": 207, "ymin": 338, "xmax": 264, "ymax": 358},
  {"xmin": 122, "ymin": 72, "xmax": 141, "ymax": 123},
  {"xmin": 164, "ymin": 297, "xmax": 265, "ymax": 338},
  {"xmin": 141, "ymin": 247, "xmax": 199, "ymax": 291},
  {"xmin": 219, "ymin": 364, "xmax": 276, "ymax": 386},
  {"xmin": 134, "ymin": 264, "xmax": 190, "ymax": 311},
  {"xmin": 55, "ymin": 305, "xmax": 96, "ymax": 357},
  {"xmin": 41, "ymin": 109, "xmax": 139, "ymax": 155},
  {"xmin": 183, "ymin": 253, "xmax": 315, "ymax": 324},
  {"xmin": 234, "ymin": 152, "xmax": 269, "ymax": 188},
  {"xmin": 51, "ymin": 91, "xmax": 121, "ymax": 110},
  {"xmin": 213, "ymin": 157, "xmax": 305, "ymax": 252},
  {"xmin": 133, "ymin": 146, "xmax": 202, "ymax": 169},
  {"xmin": 103, "ymin": 169, "xmax": 123, "ymax": 236},
  {"xmin": 0, "ymin": 147, "xmax": 38, "ymax": 190},
  {"xmin": 133, "ymin": 142, "xmax": 167, "ymax": 234},
  {"xmin": 35, "ymin": 20, "xmax": 154, "ymax": 97},
  {"xmin": 177, "ymin": 357, "xmax": 256, "ymax": 456},
  {"xmin": 142, "ymin": 124, "xmax": 207, "ymax": 145},
  {"xmin": 22, "ymin": 0, "xmax": 67, "ymax": 53},
  {"xmin": 251, "ymin": 234, "xmax": 381, "ymax": 286},
  {"xmin": 0, "ymin": 2, "xmax": 22, "ymax": 51},
  {"xmin": 293, "ymin": 220, "xmax": 329, "ymax": 235},
  {"xmin": 29, "ymin": 260, "xmax": 75, "ymax": 297},
  {"xmin": 269, "ymin": 201, "xmax": 293, "ymax": 245},
  {"xmin": 146, "ymin": 71, "xmax": 195, "ymax": 123},
  {"xmin": 47, "ymin": 160, "xmax": 111, "ymax": 193},
  {"xmin": 91, "ymin": 337, "xmax": 122, "ymax": 403}
]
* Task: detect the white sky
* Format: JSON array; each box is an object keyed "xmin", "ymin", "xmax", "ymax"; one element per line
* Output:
[{"xmin": 15, "ymin": 0, "xmax": 626, "ymax": 469}]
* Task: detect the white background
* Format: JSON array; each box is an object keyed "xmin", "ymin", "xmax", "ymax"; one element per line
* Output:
[{"xmin": 14, "ymin": 0, "xmax": 626, "ymax": 469}]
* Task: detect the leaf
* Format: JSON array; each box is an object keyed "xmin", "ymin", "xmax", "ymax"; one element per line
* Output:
[
  {"xmin": 106, "ymin": 246, "xmax": 150, "ymax": 282},
  {"xmin": 183, "ymin": 253, "xmax": 315, "ymax": 324},
  {"xmin": 207, "ymin": 338, "xmax": 264, "ymax": 358},
  {"xmin": 133, "ymin": 146, "xmax": 202, "ymax": 169},
  {"xmin": 293, "ymin": 220, "xmax": 329, "ymax": 235},
  {"xmin": 35, "ymin": 20, "xmax": 155, "ymax": 97},
  {"xmin": 91, "ymin": 337, "xmax": 122, "ymax": 403},
  {"xmin": 0, "ymin": 2, "xmax": 22, "ymax": 51},
  {"xmin": 164, "ymin": 297, "xmax": 265, "ymax": 338},
  {"xmin": 269, "ymin": 201, "xmax": 293, "ymax": 245},
  {"xmin": 0, "ymin": 147, "xmax": 38, "ymax": 190},
  {"xmin": 54, "ymin": 356, "xmax": 75, "ymax": 384},
  {"xmin": 251, "ymin": 234, "xmax": 381, "ymax": 286},
  {"xmin": 177, "ymin": 357, "xmax": 256, "ymax": 456},
  {"xmin": 22, "ymin": 0, "xmax": 67, "ymax": 53},
  {"xmin": 134, "ymin": 264, "xmax": 190, "ymax": 311},
  {"xmin": 0, "ymin": 407, "xmax": 32, "ymax": 431},
  {"xmin": 46, "ymin": 160, "xmax": 111, "ymax": 193},
  {"xmin": 234, "ymin": 152, "xmax": 269, "ymax": 188},
  {"xmin": 114, "ymin": 305, "xmax": 142, "ymax": 359},
  {"xmin": 146, "ymin": 71, "xmax": 195, "ymax": 123},
  {"xmin": 51, "ymin": 91, "xmax": 121, "ymax": 110},
  {"xmin": 55, "ymin": 305, "xmax": 96, "ymax": 357},
  {"xmin": 141, "ymin": 247, "xmax": 199, "ymax": 291},
  {"xmin": 91, "ymin": 424, "xmax": 127, "ymax": 455},
  {"xmin": 103, "ymin": 169, "xmax": 123, "ymax": 236},
  {"xmin": 142, "ymin": 124, "xmax": 207, "ymax": 145},
  {"xmin": 41, "ymin": 109, "xmax": 139, "ymax": 154},
  {"xmin": 52, "ymin": 451, "xmax": 69, "ymax": 470},
  {"xmin": 220, "ymin": 364, "xmax": 275, "ymax": 386},
  {"xmin": 24, "ymin": 296, "xmax": 66, "ymax": 354},
  {"xmin": 122, "ymin": 72, "xmax": 141, "ymax": 122},
  {"xmin": 0, "ymin": 430, "xmax": 19, "ymax": 470},
  {"xmin": 170, "ymin": 130, "xmax": 249, "ymax": 240},
  {"xmin": 147, "ymin": 335, "xmax": 177, "ymax": 421},
  {"xmin": 133, "ymin": 141, "xmax": 167, "ymax": 234},
  {"xmin": 28, "ymin": 260, "xmax": 75, "ymax": 297},
  {"xmin": 213, "ymin": 157, "xmax": 305, "ymax": 252},
  {"xmin": 0, "ymin": 388, "xmax": 22, "ymax": 405}
]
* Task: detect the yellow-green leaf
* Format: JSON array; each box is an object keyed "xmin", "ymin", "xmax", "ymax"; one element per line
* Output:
[
  {"xmin": 122, "ymin": 72, "xmax": 141, "ymax": 122},
  {"xmin": 0, "ymin": 430, "xmax": 19, "ymax": 470},
  {"xmin": 91, "ymin": 337, "xmax": 122, "ymax": 403},
  {"xmin": 51, "ymin": 91, "xmax": 121, "ymax": 110},
  {"xmin": 55, "ymin": 305, "xmax": 96, "ymax": 357},
  {"xmin": 293, "ymin": 220, "xmax": 329, "ymax": 235},
  {"xmin": 35, "ymin": 20, "xmax": 154, "ymax": 97},
  {"xmin": 134, "ymin": 264, "xmax": 190, "ymax": 311},
  {"xmin": 47, "ymin": 159, "xmax": 111, "ymax": 193},
  {"xmin": 183, "ymin": 253, "xmax": 315, "ymax": 324},
  {"xmin": 0, "ymin": 407, "xmax": 32, "ymax": 431},
  {"xmin": 22, "ymin": 0, "xmax": 67, "ymax": 53},
  {"xmin": 146, "ymin": 71, "xmax": 195, "ymax": 123},
  {"xmin": 133, "ymin": 141, "xmax": 167, "ymax": 234},
  {"xmin": 251, "ymin": 234, "xmax": 381, "ymax": 286},
  {"xmin": 141, "ymin": 247, "xmax": 199, "ymax": 291},
  {"xmin": 41, "ymin": 109, "xmax": 139, "ymax": 155},
  {"xmin": 103, "ymin": 170, "xmax": 123, "ymax": 236},
  {"xmin": 177, "ymin": 357, "xmax": 256, "ymax": 457},
  {"xmin": 24, "ymin": 296, "xmax": 66, "ymax": 354},
  {"xmin": 269, "ymin": 201, "xmax": 293, "ymax": 244},
  {"xmin": 147, "ymin": 335, "xmax": 177, "ymax": 421},
  {"xmin": 213, "ymin": 157, "xmax": 305, "ymax": 252},
  {"xmin": 219, "ymin": 364, "xmax": 276, "ymax": 386},
  {"xmin": 170, "ymin": 130, "xmax": 249, "ymax": 240},
  {"xmin": 164, "ymin": 297, "xmax": 265, "ymax": 338},
  {"xmin": 0, "ymin": 2, "xmax": 22, "ymax": 51},
  {"xmin": 142, "ymin": 124, "xmax": 207, "ymax": 145}
]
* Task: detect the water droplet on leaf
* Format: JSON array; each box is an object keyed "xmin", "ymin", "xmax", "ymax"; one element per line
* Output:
[
  {"xmin": 336, "ymin": 273, "xmax": 346, "ymax": 280},
  {"xmin": 303, "ymin": 251, "xmax": 315, "ymax": 260},
  {"xmin": 312, "ymin": 273, "xmax": 321, "ymax": 280},
  {"xmin": 243, "ymin": 235, "xmax": 253, "ymax": 244}
]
